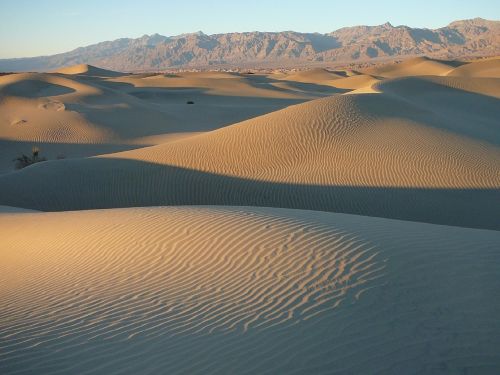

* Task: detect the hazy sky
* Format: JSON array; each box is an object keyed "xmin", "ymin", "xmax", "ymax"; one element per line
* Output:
[{"xmin": 0, "ymin": 0, "xmax": 498, "ymax": 58}]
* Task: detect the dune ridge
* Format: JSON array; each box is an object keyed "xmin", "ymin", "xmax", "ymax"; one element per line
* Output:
[
  {"xmin": 1, "ymin": 206, "xmax": 499, "ymax": 374},
  {"xmin": 447, "ymin": 57, "xmax": 500, "ymax": 78},
  {"xmin": 363, "ymin": 57, "xmax": 458, "ymax": 77},
  {"xmin": 108, "ymin": 86, "xmax": 498, "ymax": 188},
  {"xmin": 0, "ymin": 68, "xmax": 331, "ymax": 172},
  {"xmin": 276, "ymin": 68, "xmax": 344, "ymax": 84},
  {"xmin": 1, "ymin": 73, "xmax": 498, "ymax": 229},
  {"xmin": 56, "ymin": 64, "xmax": 124, "ymax": 77}
]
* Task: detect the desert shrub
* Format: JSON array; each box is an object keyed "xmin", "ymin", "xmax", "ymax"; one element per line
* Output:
[{"xmin": 14, "ymin": 147, "xmax": 47, "ymax": 169}]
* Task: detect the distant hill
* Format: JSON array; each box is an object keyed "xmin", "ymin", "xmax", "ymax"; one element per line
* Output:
[{"xmin": 1, "ymin": 18, "xmax": 499, "ymax": 72}]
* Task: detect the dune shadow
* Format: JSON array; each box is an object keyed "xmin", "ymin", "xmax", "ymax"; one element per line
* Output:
[
  {"xmin": 88, "ymin": 72, "xmax": 347, "ymax": 98},
  {"xmin": 240, "ymin": 73, "xmax": 349, "ymax": 95},
  {"xmin": 0, "ymin": 139, "xmax": 144, "ymax": 175},
  {"xmin": 3, "ymin": 80, "xmax": 76, "ymax": 98},
  {"xmin": 62, "ymin": 78, "xmax": 312, "ymax": 136},
  {"xmin": 360, "ymin": 82, "xmax": 500, "ymax": 146},
  {"xmin": 1, "ymin": 158, "xmax": 498, "ymax": 230}
]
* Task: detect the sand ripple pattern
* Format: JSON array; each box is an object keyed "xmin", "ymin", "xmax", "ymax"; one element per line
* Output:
[
  {"xmin": 1, "ymin": 86, "xmax": 498, "ymax": 229},
  {"xmin": 0, "ymin": 207, "xmax": 384, "ymax": 373},
  {"xmin": 1, "ymin": 206, "xmax": 499, "ymax": 374}
]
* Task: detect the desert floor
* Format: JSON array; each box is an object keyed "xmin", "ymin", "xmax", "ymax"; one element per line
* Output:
[{"xmin": 1, "ymin": 57, "xmax": 499, "ymax": 374}]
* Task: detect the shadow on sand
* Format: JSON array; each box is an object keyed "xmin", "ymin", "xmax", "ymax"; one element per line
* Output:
[{"xmin": 1, "ymin": 157, "xmax": 497, "ymax": 230}]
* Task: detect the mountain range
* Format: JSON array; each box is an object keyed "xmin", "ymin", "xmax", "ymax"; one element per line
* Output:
[{"xmin": 1, "ymin": 18, "xmax": 499, "ymax": 72}]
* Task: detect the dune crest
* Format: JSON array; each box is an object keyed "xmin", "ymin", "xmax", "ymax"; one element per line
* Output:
[
  {"xmin": 364, "ymin": 57, "xmax": 457, "ymax": 77},
  {"xmin": 278, "ymin": 68, "xmax": 344, "ymax": 84},
  {"xmin": 56, "ymin": 63, "xmax": 124, "ymax": 77},
  {"xmin": 447, "ymin": 57, "xmax": 500, "ymax": 78},
  {"xmin": 1, "ymin": 67, "xmax": 330, "ymax": 172}
]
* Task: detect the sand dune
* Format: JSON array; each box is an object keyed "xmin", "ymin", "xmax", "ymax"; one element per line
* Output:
[
  {"xmin": 109, "ymin": 88, "xmax": 498, "ymax": 187},
  {"xmin": 327, "ymin": 73, "xmax": 380, "ymax": 91},
  {"xmin": 365, "ymin": 56, "xmax": 500, "ymax": 80},
  {"xmin": 1, "ymin": 206, "xmax": 499, "ymax": 375},
  {"xmin": 364, "ymin": 57, "xmax": 457, "ymax": 78},
  {"xmin": 447, "ymin": 57, "xmax": 500, "ymax": 78},
  {"xmin": 1, "ymin": 74, "xmax": 498, "ymax": 229},
  {"xmin": 0, "ymin": 71, "xmax": 169, "ymax": 143},
  {"xmin": 3, "ymin": 58, "xmax": 494, "ymax": 174},
  {"xmin": 56, "ymin": 64, "xmax": 124, "ymax": 77},
  {"xmin": 277, "ymin": 68, "xmax": 344, "ymax": 84},
  {"xmin": 0, "ymin": 71, "xmax": 172, "ymax": 171},
  {"xmin": 377, "ymin": 75, "xmax": 500, "ymax": 99},
  {"xmin": 109, "ymin": 71, "xmax": 312, "ymax": 98},
  {"xmin": 0, "ymin": 67, "xmax": 332, "ymax": 172},
  {"xmin": 275, "ymin": 69, "xmax": 378, "ymax": 92}
]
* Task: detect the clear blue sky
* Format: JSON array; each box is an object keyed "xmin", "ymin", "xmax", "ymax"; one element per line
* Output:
[{"xmin": 0, "ymin": 0, "xmax": 498, "ymax": 58}]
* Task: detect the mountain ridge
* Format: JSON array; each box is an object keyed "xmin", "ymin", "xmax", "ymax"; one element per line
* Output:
[{"xmin": 1, "ymin": 18, "xmax": 499, "ymax": 72}]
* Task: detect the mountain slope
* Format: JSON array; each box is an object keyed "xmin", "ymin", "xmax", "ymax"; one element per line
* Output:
[{"xmin": 0, "ymin": 18, "xmax": 498, "ymax": 71}]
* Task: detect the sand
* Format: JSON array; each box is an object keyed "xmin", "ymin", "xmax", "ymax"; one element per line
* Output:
[
  {"xmin": 363, "ymin": 56, "xmax": 457, "ymax": 78},
  {"xmin": 56, "ymin": 63, "xmax": 126, "ymax": 77},
  {"xmin": 0, "ymin": 67, "xmax": 325, "ymax": 173},
  {"xmin": 275, "ymin": 68, "xmax": 344, "ymax": 84},
  {"xmin": 447, "ymin": 57, "xmax": 500, "ymax": 78},
  {"xmin": 1, "ymin": 57, "xmax": 499, "ymax": 374},
  {"xmin": 1, "ymin": 206, "xmax": 499, "ymax": 374},
  {"xmin": 1, "ymin": 67, "xmax": 498, "ymax": 229}
]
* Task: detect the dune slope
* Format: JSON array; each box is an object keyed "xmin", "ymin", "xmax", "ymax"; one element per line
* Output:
[
  {"xmin": 0, "ymin": 67, "xmax": 330, "ymax": 172},
  {"xmin": 364, "ymin": 57, "xmax": 457, "ymax": 78},
  {"xmin": 56, "ymin": 64, "xmax": 124, "ymax": 77},
  {"xmin": 1, "ymin": 206, "xmax": 499, "ymax": 375},
  {"xmin": 447, "ymin": 57, "xmax": 500, "ymax": 78},
  {"xmin": 278, "ymin": 68, "xmax": 344, "ymax": 84},
  {"xmin": 0, "ymin": 76, "xmax": 498, "ymax": 229}
]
